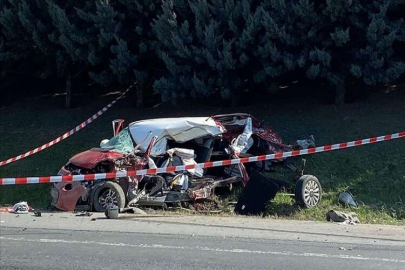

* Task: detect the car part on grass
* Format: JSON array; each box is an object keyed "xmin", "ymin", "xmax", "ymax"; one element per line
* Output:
[
  {"xmin": 295, "ymin": 175, "xmax": 322, "ymax": 208},
  {"xmin": 51, "ymin": 114, "xmax": 321, "ymax": 213},
  {"xmin": 296, "ymin": 135, "xmax": 315, "ymax": 149},
  {"xmin": 326, "ymin": 210, "xmax": 360, "ymax": 224},
  {"xmin": 235, "ymin": 171, "xmax": 279, "ymax": 215},
  {"xmin": 338, "ymin": 191, "xmax": 357, "ymax": 207}
]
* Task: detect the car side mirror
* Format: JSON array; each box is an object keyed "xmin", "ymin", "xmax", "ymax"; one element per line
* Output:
[
  {"xmin": 338, "ymin": 191, "xmax": 357, "ymax": 207},
  {"xmin": 100, "ymin": 139, "xmax": 110, "ymax": 148}
]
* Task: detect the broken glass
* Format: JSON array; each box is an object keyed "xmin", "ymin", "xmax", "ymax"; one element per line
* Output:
[{"xmin": 101, "ymin": 128, "xmax": 134, "ymax": 153}]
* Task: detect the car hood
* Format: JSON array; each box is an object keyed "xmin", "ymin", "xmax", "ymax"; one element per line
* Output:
[{"xmin": 69, "ymin": 149, "xmax": 125, "ymax": 169}]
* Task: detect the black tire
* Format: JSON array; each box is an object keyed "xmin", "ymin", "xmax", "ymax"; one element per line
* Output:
[
  {"xmin": 295, "ymin": 175, "xmax": 322, "ymax": 208},
  {"xmin": 93, "ymin": 181, "xmax": 125, "ymax": 212}
]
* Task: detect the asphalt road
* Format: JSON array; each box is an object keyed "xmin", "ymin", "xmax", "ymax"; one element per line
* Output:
[{"xmin": 1, "ymin": 213, "xmax": 405, "ymax": 270}]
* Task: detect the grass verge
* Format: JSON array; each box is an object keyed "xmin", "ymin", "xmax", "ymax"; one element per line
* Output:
[{"xmin": 1, "ymin": 86, "xmax": 404, "ymax": 224}]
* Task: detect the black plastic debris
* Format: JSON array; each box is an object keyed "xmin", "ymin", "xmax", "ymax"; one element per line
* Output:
[{"xmin": 235, "ymin": 171, "xmax": 279, "ymax": 215}]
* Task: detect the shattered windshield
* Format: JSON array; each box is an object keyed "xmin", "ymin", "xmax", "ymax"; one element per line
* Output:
[{"xmin": 101, "ymin": 128, "xmax": 134, "ymax": 153}]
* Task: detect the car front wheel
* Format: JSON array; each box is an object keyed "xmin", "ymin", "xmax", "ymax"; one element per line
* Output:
[{"xmin": 93, "ymin": 181, "xmax": 125, "ymax": 212}]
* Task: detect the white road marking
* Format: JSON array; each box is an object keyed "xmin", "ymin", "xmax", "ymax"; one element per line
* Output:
[{"xmin": 1, "ymin": 236, "xmax": 404, "ymax": 263}]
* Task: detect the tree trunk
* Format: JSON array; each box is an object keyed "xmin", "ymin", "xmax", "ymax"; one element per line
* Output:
[
  {"xmin": 136, "ymin": 84, "xmax": 144, "ymax": 108},
  {"xmin": 231, "ymin": 91, "xmax": 242, "ymax": 107},
  {"xmin": 65, "ymin": 69, "xmax": 72, "ymax": 108},
  {"xmin": 334, "ymin": 81, "xmax": 345, "ymax": 105}
]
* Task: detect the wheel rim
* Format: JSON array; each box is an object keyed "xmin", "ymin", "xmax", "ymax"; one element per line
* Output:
[
  {"xmin": 98, "ymin": 188, "xmax": 118, "ymax": 209},
  {"xmin": 303, "ymin": 180, "xmax": 320, "ymax": 207}
]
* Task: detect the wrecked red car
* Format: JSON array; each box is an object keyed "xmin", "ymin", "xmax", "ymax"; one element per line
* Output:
[{"xmin": 51, "ymin": 113, "xmax": 321, "ymax": 213}]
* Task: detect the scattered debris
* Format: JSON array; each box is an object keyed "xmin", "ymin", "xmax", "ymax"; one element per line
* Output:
[
  {"xmin": 0, "ymin": 206, "xmax": 13, "ymax": 213},
  {"xmin": 326, "ymin": 210, "xmax": 360, "ymax": 225},
  {"xmin": 296, "ymin": 135, "xmax": 315, "ymax": 149},
  {"xmin": 120, "ymin": 207, "xmax": 147, "ymax": 215},
  {"xmin": 13, "ymin": 202, "xmax": 29, "ymax": 214},
  {"xmin": 75, "ymin": 211, "xmax": 93, "ymax": 217},
  {"xmin": 1, "ymin": 203, "xmax": 34, "ymax": 214},
  {"xmin": 235, "ymin": 171, "xmax": 279, "ymax": 215},
  {"xmin": 105, "ymin": 207, "xmax": 119, "ymax": 219},
  {"xmin": 339, "ymin": 247, "xmax": 346, "ymax": 251}
]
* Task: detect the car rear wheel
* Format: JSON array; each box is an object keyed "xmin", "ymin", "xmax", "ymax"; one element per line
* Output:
[
  {"xmin": 93, "ymin": 181, "xmax": 125, "ymax": 212},
  {"xmin": 295, "ymin": 175, "xmax": 322, "ymax": 208}
]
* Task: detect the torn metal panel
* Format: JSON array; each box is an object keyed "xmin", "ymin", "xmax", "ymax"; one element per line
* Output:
[
  {"xmin": 230, "ymin": 117, "xmax": 253, "ymax": 154},
  {"xmin": 188, "ymin": 186, "xmax": 213, "ymax": 200},
  {"xmin": 129, "ymin": 117, "xmax": 225, "ymax": 155},
  {"xmin": 51, "ymin": 182, "xmax": 87, "ymax": 211},
  {"xmin": 136, "ymin": 191, "xmax": 191, "ymax": 206},
  {"xmin": 68, "ymin": 150, "xmax": 124, "ymax": 169},
  {"xmin": 188, "ymin": 176, "xmax": 240, "ymax": 200},
  {"xmin": 172, "ymin": 174, "xmax": 189, "ymax": 190},
  {"xmin": 127, "ymin": 189, "xmax": 146, "ymax": 207}
]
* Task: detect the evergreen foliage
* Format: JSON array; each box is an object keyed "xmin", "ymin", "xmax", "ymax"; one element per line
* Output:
[
  {"xmin": 0, "ymin": 0, "xmax": 37, "ymax": 78},
  {"xmin": 153, "ymin": 0, "xmax": 265, "ymax": 103},
  {"xmin": 153, "ymin": 0, "xmax": 405, "ymax": 104},
  {"xmin": 77, "ymin": 0, "xmax": 161, "ymax": 107},
  {"xmin": 0, "ymin": 0, "xmax": 404, "ymax": 105}
]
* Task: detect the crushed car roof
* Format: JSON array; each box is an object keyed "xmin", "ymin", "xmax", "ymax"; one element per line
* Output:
[{"xmin": 128, "ymin": 117, "xmax": 224, "ymax": 155}]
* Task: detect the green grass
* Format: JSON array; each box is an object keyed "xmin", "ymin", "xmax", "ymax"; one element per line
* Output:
[{"xmin": 1, "ymin": 86, "xmax": 405, "ymax": 224}]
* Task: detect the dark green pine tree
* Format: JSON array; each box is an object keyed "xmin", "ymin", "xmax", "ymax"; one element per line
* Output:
[
  {"xmin": 153, "ymin": 0, "xmax": 264, "ymax": 105},
  {"xmin": 241, "ymin": 0, "xmax": 405, "ymax": 105},
  {"xmin": 46, "ymin": 0, "xmax": 92, "ymax": 108},
  {"xmin": 114, "ymin": 0, "xmax": 162, "ymax": 108},
  {"xmin": 76, "ymin": 1, "xmax": 123, "ymax": 87},
  {"xmin": 77, "ymin": 0, "xmax": 162, "ymax": 107},
  {"xmin": 17, "ymin": 0, "xmax": 92, "ymax": 108},
  {"xmin": 299, "ymin": 0, "xmax": 405, "ymax": 104},
  {"xmin": 350, "ymin": 1, "xmax": 405, "ymax": 91},
  {"xmin": 0, "ymin": 0, "xmax": 37, "ymax": 82},
  {"xmin": 391, "ymin": 0, "xmax": 405, "ymax": 70},
  {"xmin": 256, "ymin": 0, "xmax": 324, "ymax": 93}
]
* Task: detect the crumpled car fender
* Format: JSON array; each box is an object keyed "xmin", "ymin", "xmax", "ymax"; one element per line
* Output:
[{"xmin": 51, "ymin": 182, "xmax": 87, "ymax": 211}]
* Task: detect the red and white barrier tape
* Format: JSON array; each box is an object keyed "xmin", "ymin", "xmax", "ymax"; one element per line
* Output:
[
  {"xmin": 0, "ymin": 131, "xmax": 404, "ymax": 185},
  {"xmin": 0, "ymin": 83, "xmax": 135, "ymax": 167},
  {"xmin": 0, "ymin": 206, "xmax": 34, "ymax": 213}
]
